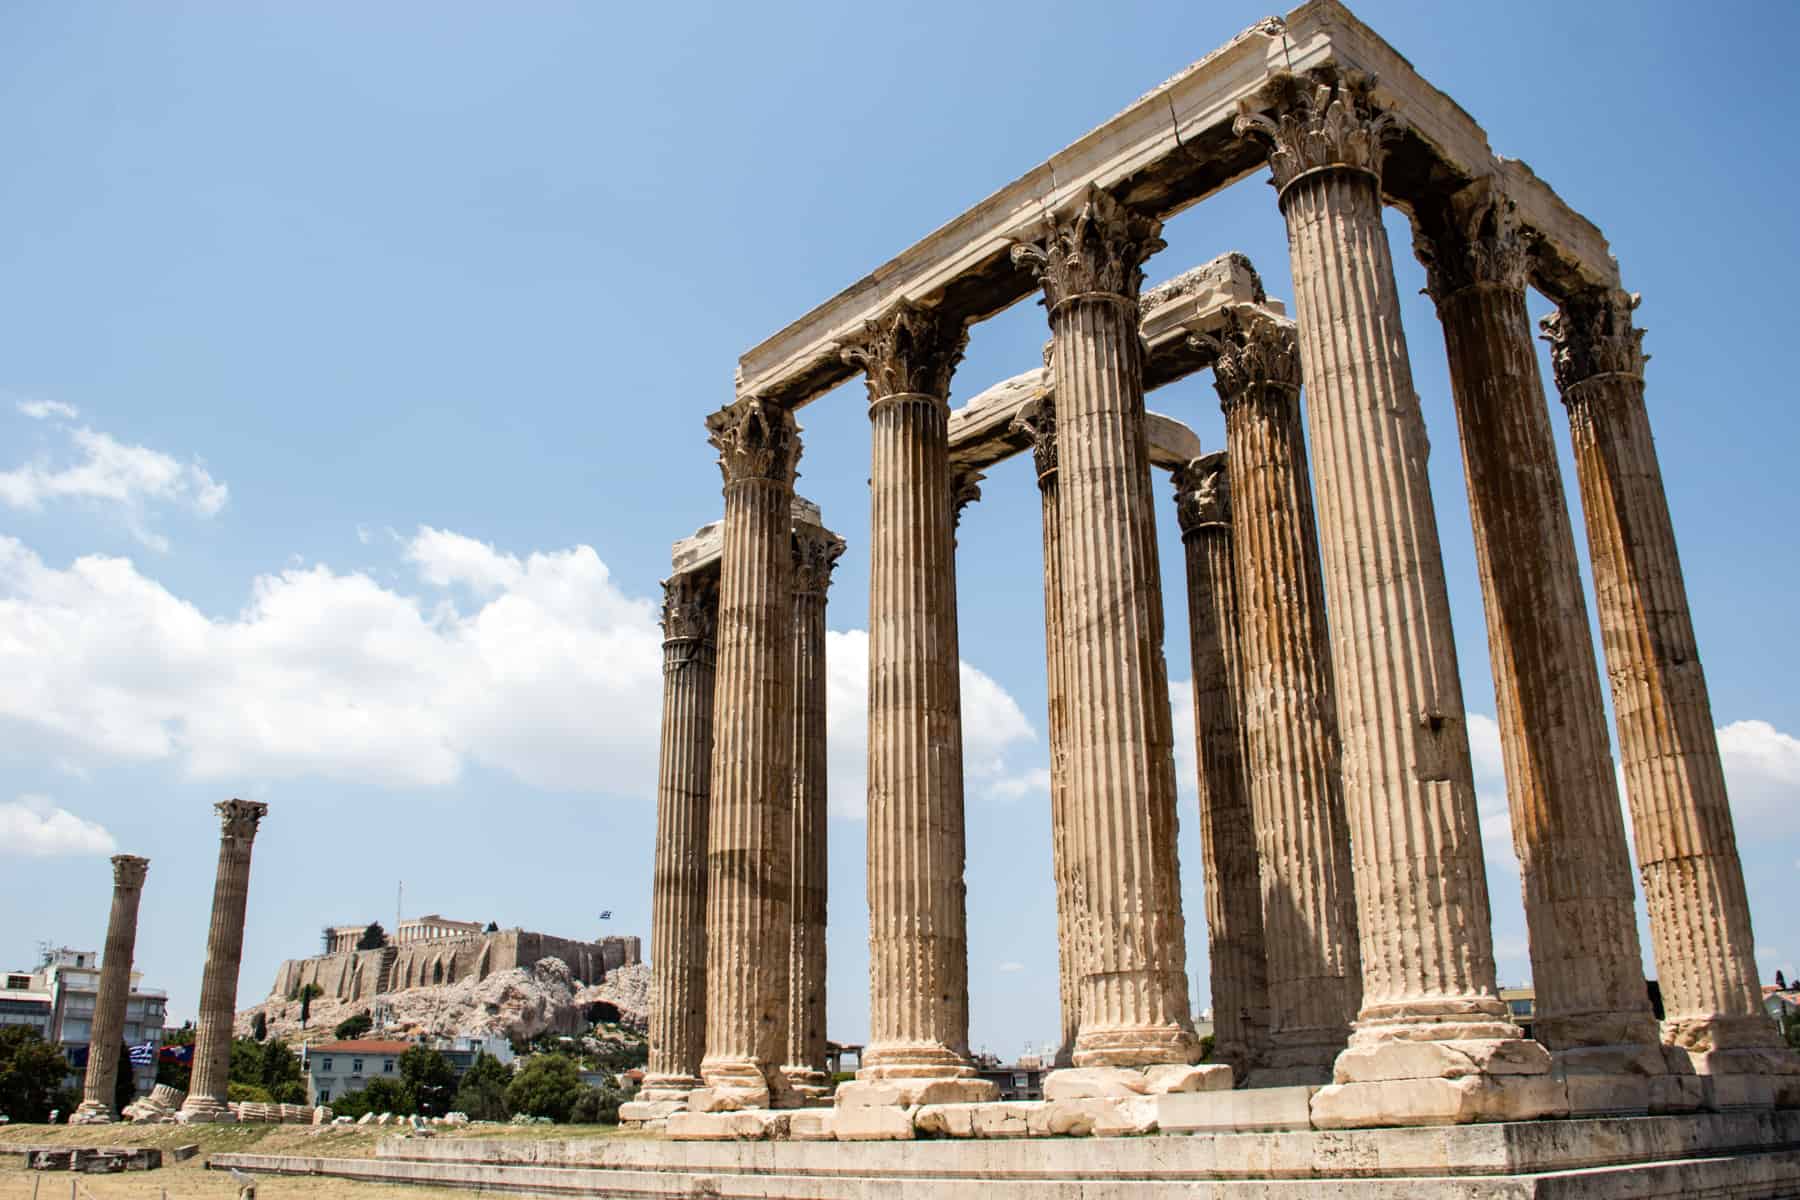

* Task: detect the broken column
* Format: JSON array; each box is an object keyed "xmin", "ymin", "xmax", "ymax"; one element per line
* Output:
[
  {"xmin": 1205, "ymin": 306, "xmax": 1360, "ymax": 1086},
  {"xmin": 1014, "ymin": 184, "xmax": 1199, "ymax": 1071},
  {"xmin": 839, "ymin": 300, "xmax": 993, "ymax": 1105},
  {"xmin": 697, "ymin": 396, "xmax": 801, "ymax": 1109},
  {"xmin": 641, "ymin": 566, "xmax": 719, "ymax": 1103},
  {"xmin": 1170, "ymin": 452, "xmax": 1269, "ymax": 1083},
  {"xmin": 1236, "ymin": 70, "xmax": 1555, "ymax": 1125},
  {"xmin": 1543, "ymin": 288, "xmax": 1798, "ymax": 1104},
  {"xmin": 71, "ymin": 855, "xmax": 150, "ymax": 1124},
  {"xmin": 1415, "ymin": 185, "xmax": 1669, "ymax": 1112},
  {"xmin": 782, "ymin": 518, "xmax": 844, "ymax": 1100},
  {"xmin": 180, "ymin": 799, "xmax": 268, "ymax": 1123}
]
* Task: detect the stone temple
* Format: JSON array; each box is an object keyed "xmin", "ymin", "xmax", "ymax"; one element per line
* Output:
[{"xmin": 215, "ymin": 1, "xmax": 1800, "ymax": 1194}]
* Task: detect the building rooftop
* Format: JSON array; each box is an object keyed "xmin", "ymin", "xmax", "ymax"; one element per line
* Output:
[{"xmin": 307, "ymin": 1040, "xmax": 414, "ymax": 1055}]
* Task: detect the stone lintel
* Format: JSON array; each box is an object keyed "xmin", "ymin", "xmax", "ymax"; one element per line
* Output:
[
  {"xmin": 735, "ymin": 0, "xmax": 1617, "ymax": 410},
  {"xmin": 669, "ymin": 496, "xmax": 830, "ymax": 577}
]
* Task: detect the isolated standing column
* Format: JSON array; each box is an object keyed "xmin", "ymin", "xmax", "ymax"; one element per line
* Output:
[
  {"xmin": 71, "ymin": 855, "xmax": 150, "ymax": 1124},
  {"xmin": 1014, "ymin": 184, "xmax": 1198, "ymax": 1069},
  {"xmin": 698, "ymin": 396, "xmax": 801, "ymax": 1106},
  {"xmin": 1170, "ymin": 452, "xmax": 1269, "ymax": 1082},
  {"xmin": 180, "ymin": 799, "xmax": 268, "ymax": 1122},
  {"xmin": 642, "ymin": 567, "xmax": 719, "ymax": 1100}
]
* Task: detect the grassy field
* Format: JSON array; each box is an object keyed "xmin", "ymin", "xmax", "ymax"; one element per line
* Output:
[{"xmin": 0, "ymin": 1121, "xmax": 646, "ymax": 1199}]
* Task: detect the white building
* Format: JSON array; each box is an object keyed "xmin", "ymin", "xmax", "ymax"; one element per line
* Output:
[{"xmin": 8, "ymin": 948, "xmax": 169, "ymax": 1097}]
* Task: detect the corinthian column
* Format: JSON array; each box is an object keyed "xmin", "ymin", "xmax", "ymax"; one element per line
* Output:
[
  {"xmin": 71, "ymin": 855, "xmax": 150, "ymax": 1124},
  {"xmin": 1543, "ymin": 289, "xmax": 1796, "ymax": 1098},
  {"xmin": 1414, "ymin": 186, "xmax": 1668, "ymax": 1110},
  {"xmin": 180, "ymin": 799, "xmax": 268, "ymax": 1123},
  {"xmin": 698, "ymin": 396, "xmax": 801, "ymax": 1108},
  {"xmin": 1015, "ymin": 397, "xmax": 1081, "ymax": 1069},
  {"xmin": 1236, "ymin": 71, "xmax": 1555, "ymax": 1125},
  {"xmin": 1203, "ymin": 308, "xmax": 1361, "ymax": 1086},
  {"xmin": 1170, "ymin": 452, "xmax": 1269, "ymax": 1083},
  {"xmin": 839, "ymin": 300, "xmax": 993, "ymax": 1105},
  {"xmin": 783, "ymin": 520, "xmax": 844, "ymax": 1099},
  {"xmin": 642, "ymin": 567, "xmax": 719, "ymax": 1103},
  {"xmin": 1013, "ymin": 184, "xmax": 1198, "ymax": 1070}
]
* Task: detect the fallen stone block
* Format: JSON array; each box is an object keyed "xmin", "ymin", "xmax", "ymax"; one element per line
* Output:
[
  {"xmin": 1155, "ymin": 1084, "xmax": 1319, "ymax": 1133},
  {"xmin": 172, "ymin": 1144, "xmax": 200, "ymax": 1163},
  {"xmin": 1143, "ymin": 1063, "xmax": 1232, "ymax": 1094},
  {"xmin": 1043, "ymin": 1067, "xmax": 1150, "ymax": 1101},
  {"xmin": 1026, "ymin": 1098, "xmax": 1113, "ymax": 1137},
  {"xmin": 1091, "ymin": 1095, "xmax": 1159, "ymax": 1137},
  {"xmin": 665, "ymin": 1110, "xmax": 790, "ymax": 1141},
  {"xmin": 619, "ymin": 1099, "xmax": 686, "ymax": 1123},
  {"xmin": 831, "ymin": 1104, "xmax": 916, "ymax": 1141},
  {"xmin": 686, "ymin": 1085, "xmax": 768, "ymax": 1113},
  {"xmin": 787, "ymin": 1108, "xmax": 837, "ymax": 1141},
  {"xmin": 1331, "ymin": 1038, "xmax": 1551, "ymax": 1084}
]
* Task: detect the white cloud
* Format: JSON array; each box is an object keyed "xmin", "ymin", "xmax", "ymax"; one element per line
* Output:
[
  {"xmin": 16, "ymin": 399, "xmax": 79, "ymax": 421},
  {"xmin": 0, "ymin": 415, "xmax": 227, "ymax": 549},
  {"xmin": 0, "ymin": 794, "xmax": 117, "ymax": 857},
  {"xmin": 1719, "ymin": 720, "xmax": 1800, "ymax": 836},
  {"xmin": 822, "ymin": 629, "xmax": 1038, "ymax": 820},
  {"xmin": 405, "ymin": 527, "xmax": 525, "ymax": 595},
  {"xmin": 1465, "ymin": 713, "xmax": 1519, "ymax": 875}
]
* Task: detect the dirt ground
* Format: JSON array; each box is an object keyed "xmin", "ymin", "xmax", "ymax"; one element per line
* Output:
[{"xmin": 0, "ymin": 1121, "xmax": 644, "ymax": 1199}]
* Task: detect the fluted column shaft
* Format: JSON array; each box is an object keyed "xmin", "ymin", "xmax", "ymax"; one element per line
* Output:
[
  {"xmin": 1172, "ymin": 453, "xmax": 1269, "ymax": 1082},
  {"xmin": 1542, "ymin": 291, "xmax": 1778, "ymax": 1059},
  {"xmin": 73, "ymin": 856, "xmax": 150, "ymax": 1123},
  {"xmin": 181, "ymin": 799, "xmax": 267, "ymax": 1121},
  {"xmin": 700, "ymin": 397, "xmax": 801, "ymax": 1102},
  {"xmin": 1015, "ymin": 185, "xmax": 1197, "ymax": 1068},
  {"xmin": 1017, "ymin": 399, "xmax": 1080, "ymax": 1068},
  {"xmin": 1238, "ymin": 77, "xmax": 1519, "ymax": 1054},
  {"xmin": 1205, "ymin": 306, "xmax": 1362, "ymax": 1082},
  {"xmin": 1415, "ymin": 199, "xmax": 1660, "ymax": 1065},
  {"xmin": 784, "ymin": 524, "xmax": 843, "ymax": 1093},
  {"xmin": 844, "ymin": 301, "xmax": 982, "ymax": 1086},
  {"xmin": 644, "ymin": 570, "xmax": 719, "ymax": 1097}
]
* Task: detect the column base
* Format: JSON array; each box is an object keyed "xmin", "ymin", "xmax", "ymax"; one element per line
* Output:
[
  {"xmin": 1071, "ymin": 1023, "xmax": 1200, "ymax": 1069},
  {"xmin": 780, "ymin": 1065, "xmax": 835, "ymax": 1104},
  {"xmin": 1310, "ymin": 1031, "xmax": 1564, "ymax": 1128},
  {"xmin": 637, "ymin": 1073, "xmax": 703, "ymax": 1103},
  {"xmin": 176, "ymin": 1096, "xmax": 236, "ymax": 1124},
  {"xmin": 1044, "ymin": 1064, "xmax": 1232, "ymax": 1100},
  {"xmin": 1550, "ymin": 1042, "xmax": 1679, "ymax": 1116},
  {"xmin": 68, "ymin": 1102, "xmax": 117, "ymax": 1125},
  {"xmin": 1686, "ymin": 1044, "xmax": 1800, "ymax": 1110},
  {"xmin": 836, "ymin": 1076, "xmax": 998, "ymax": 1107}
]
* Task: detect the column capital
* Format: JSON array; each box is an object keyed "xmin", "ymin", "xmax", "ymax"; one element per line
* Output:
[
  {"xmin": 951, "ymin": 469, "xmax": 984, "ymax": 528},
  {"xmin": 1011, "ymin": 396, "xmax": 1057, "ymax": 487},
  {"xmin": 660, "ymin": 569, "xmax": 719, "ymax": 643},
  {"xmin": 708, "ymin": 396, "xmax": 801, "ymax": 487},
  {"xmin": 1010, "ymin": 183, "xmax": 1166, "ymax": 313},
  {"xmin": 110, "ymin": 855, "xmax": 149, "ymax": 890},
  {"xmin": 1234, "ymin": 67, "xmax": 1402, "ymax": 200},
  {"xmin": 1411, "ymin": 180, "xmax": 1533, "ymax": 306},
  {"xmin": 839, "ymin": 299, "xmax": 969, "ymax": 408},
  {"xmin": 792, "ymin": 525, "xmax": 846, "ymax": 596},
  {"xmin": 1539, "ymin": 288, "xmax": 1648, "ymax": 395},
  {"xmin": 215, "ymin": 798, "xmax": 267, "ymax": 842},
  {"xmin": 1193, "ymin": 306, "xmax": 1302, "ymax": 411},
  {"xmin": 1172, "ymin": 452, "xmax": 1231, "ymax": 535}
]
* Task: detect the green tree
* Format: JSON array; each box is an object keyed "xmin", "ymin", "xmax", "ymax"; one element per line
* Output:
[
  {"xmin": 399, "ymin": 1046, "xmax": 457, "ymax": 1116},
  {"xmin": 156, "ymin": 1023, "xmax": 194, "ymax": 1091},
  {"xmin": 228, "ymin": 1081, "xmax": 274, "ymax": 1103},
  {"xmin": 1783, "ymin": 1011, "xmax": 1800, "ymax": 1052},
  {"xmin": 325, "ymin": 1076, "xmax": 413, "ymax": 1119},
  {"xmin": 334, "ymin": 1012, "xmax": 373, "ymax": 1040},
  {"xmin": 297, "ymin": 983, "xmax": 324, "ymax": 1027},
  {"xmin": 113, "ymin": 1041, "xmax": 136, "ymax": 1113},
  {"xmin": 0, "ymin": 1027, "xmax": 72, "ymax": 1123},
  {"xmin": 251, "ymin": 1011, "xmax": 268, "ymax": 1042},
  {"xmin": 452, "ymin": 1053, "xmax": 512, "ymax": 1121},
  {"xmin": 357, "ymin": 923, "xmax": 388, "ymax": 951},
  {"xmin": 257, "ymin": 1039, "xmax": 306, "ymax": 1105},
  {"xmin": 569, "ymin": 1079, "xmax": 626, "ymax": 1125},
  {"xmin": 505, "ymin": 1053, "xmax": 584, "ymax": 1123}
]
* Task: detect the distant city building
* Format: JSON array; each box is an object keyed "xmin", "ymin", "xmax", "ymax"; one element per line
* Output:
[
  {"xmin": 1, "ymin": 947, "xmax": 167, "ymax": 1096},
  {"xmin": 395, "ymin": 915, "xmax": 486, "ymax": 946},
  {"xmin": 305, "ymin": 1033, "xmax": 515, "ymax": 1105},
  {"xmin": 1763, "ymin": 986, "xmax": 1800, "ymax": 1021},
  {"xmin": 972, "ymin": 1054, "xmax": 1046, "ymax": 1101},
  {"xmin": 1498, "ymin": 986, "xmax": 1536, "ymax": 1040}
]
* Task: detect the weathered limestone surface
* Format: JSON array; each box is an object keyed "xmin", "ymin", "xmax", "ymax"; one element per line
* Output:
[
  {"xmin": 840, "ymin": 301, "xmax": 990, "ymax": 1103},
  {"xmin": 782, "ymin": 520, "xmax": 844, "ymax": 1097},
  {"xmin": 1014, "ymin": 397, "xmax": 1080, "ymax": 1069},
  {"xmin": 1013, "ymin": 184, "xmax": 1197, "ymax": 1070},
  {"xmin": 1542, "ymin": 289, "xmax": 1792, "ymax": 1081},
  {"xmin": 180, "ymin": 799, "xmax": 267, "ymax": 1122},
  {"xmin": 698, "ymin": 397, "xmax": 802, "ymax": 1108},
  {"xmin": 71, "ymin": 855, "xmax": 150, "ymax": 1124},
  {"xmin": 1169, "ymin": 451, "xmax": 1268, "ymax": 1083},
  {"xmin": 1415, "ymin": 183, "xmax": 1665, "ymax": 1104},
  {"xmin": 1236, "ymin": 70, "xmax": 1546, "ymax": 1119},
  {"xmin": 643, "ymin": 567, "xmax": 718, "ymax": 1101},
  {"xmin": 1204, "ymin": 306, "xmax": 1360, "ymax": 1086}
]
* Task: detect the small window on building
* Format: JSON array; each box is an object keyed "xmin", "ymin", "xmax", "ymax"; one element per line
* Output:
[
  {"xmin": 1508, "ymin": 1000, "xmax": 1532, "ymax": 1017},
  {"xmin": 352, "ymin": 1058, "xmax": 364, "ymax": 1074},
  {"xmin": 320, "ymin": 1089, "xmax": 330, "ymax": 1103},
  {"xmin": 321, "ymin": 1058, "xmax": 333, "ymax": 1072},
  {"xmin": 1012, "ymin": 1073, "xmax": 1028, "ymax": 1089},
  {"xmin": 384, "ymin": 1059, "xmax": 394, "ymax": 1073}
]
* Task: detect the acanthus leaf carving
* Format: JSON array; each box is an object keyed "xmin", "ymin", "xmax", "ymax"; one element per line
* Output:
[
  {"xmin": 837, "ymin": 298, "xmax": 969, "ymax": 405},
  {"xmin": 792, "ymin": 525, "xmax": 846, "ymax": 596},
  {"xmin": 1411, "ymin": 179, "xmax": 1533, "ymax": 305},
  {"xmin": 661, "ymin": 569, "xmax": 719, "ymax": 642},
  {"xmin": 1233, "ymin": 67, "xmax": 1401, "ymax": 198},
  {"xmin": 1191, "ymin": 305, "xmax": 1302, "ymax": 411},
  {"xmin": 1171, "ymin": 452, "xmax": 1231, "ymax": 535},
  {"xmin": 111, "ymin": 854, "xmax": 150, "ymax": 890},
  {"xmin": 707, "ymin": 395, "xmax": 802, "ymax": 486},
  {"xmin": 215, "ymin": 798, "xmax": 268, "ymax": 842},
  {"xmin": 1539, "ymin": 288, "xmax": 1648, "ymax": 395},
  {"xmin": 1010, "ymin": 183, "xmax": 1166, "ymax": 313},
  {"xmin": 1011, "ymin": 395, "xmax": 1058, "ymax": 486}
]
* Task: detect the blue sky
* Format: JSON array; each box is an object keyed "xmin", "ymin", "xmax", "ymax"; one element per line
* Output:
[{"xmin": 2, "ymin": 1, "xmax": 1796, "ymax": 1060}]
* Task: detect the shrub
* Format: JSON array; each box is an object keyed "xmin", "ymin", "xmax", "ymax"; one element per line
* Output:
[
  {"xmin": 399, "ymin": 1046, "xmax": 457, "ymax": 1117},
  {"xmin": 569, "ymin": 1079, "xmax": 626, "ymax": 1125},
  {"xmin": 228, "ymin": 1082, "xmax": 273, "ymax": 1103},
  {"xmin": 453, "ymin": 1053, "xmax": 512, "ymax": 1122},
  {"xmin": 0, "ymin": 1027, "xmax": 73, "ymax": 1123},
  {"xmin": 327, "ymin": 1076, "xmax": 413, "ymax": 1120},
  {"xmin": 334, "ymin": 1013, "xmax": 373, "ymax": 1041},
  {"xmin": 505, "ymin": 1054, "xmax": 584, "ymax": 1123}
]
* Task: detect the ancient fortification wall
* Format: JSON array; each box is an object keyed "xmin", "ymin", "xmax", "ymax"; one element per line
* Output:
[{"xmin": 267, "ymin": 930, "xmax": 640, "ymax": 1003}]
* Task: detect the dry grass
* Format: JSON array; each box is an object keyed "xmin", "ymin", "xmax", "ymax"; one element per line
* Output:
[{"xmin": 0, "ymin": 1121, "xmax": 648, "ymax": 1199}]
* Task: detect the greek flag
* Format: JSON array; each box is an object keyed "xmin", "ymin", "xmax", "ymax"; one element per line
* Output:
[
  {"xmin": 129, "ymin": 1043, "xmax": 155, "ymax": 1066},
  {"xmin": 599, "ymin": 910, "xmax": 612, "ymax": 920}
]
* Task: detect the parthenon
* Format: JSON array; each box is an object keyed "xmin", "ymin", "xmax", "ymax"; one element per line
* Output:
[{"xmin": 632, "ymin": 0, "xmax": 1799, "ymax": 1146}]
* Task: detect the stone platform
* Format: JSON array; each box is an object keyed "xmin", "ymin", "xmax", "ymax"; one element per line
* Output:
[{"xmin": 209, "ymin": 1112, "xmax": 1800, "ymax": 1198}]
